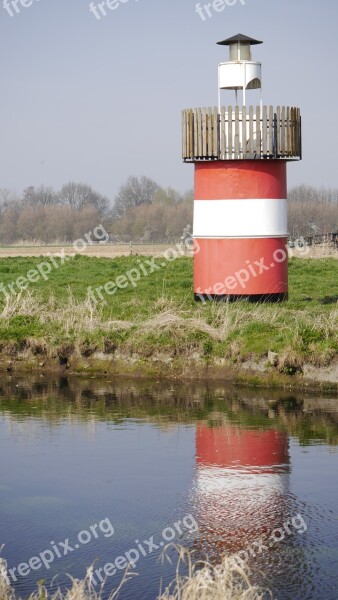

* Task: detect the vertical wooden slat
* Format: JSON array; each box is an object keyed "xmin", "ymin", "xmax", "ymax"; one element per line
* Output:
[
  {"xmin": 242, "ymin": 105, "xmax": 247, "ymax": 159},
  {"xmin": 193, "ymin": 109, "xmax": 197, "ymax": 158},
  {"xmin": 197, "ymin": 108, "xmax": 202, "ymax": 157},
  {"xmin": 189, "ymin": 110, "xmax": 193, "ymax": 158},
  {"xmin": 295, "ymin": 107, "xmax": 299, "ymax": 158},
  {"xmin": 213, "ymin": 106, "xmax": 218, "ymax": 157},
  {"xmin": 202, "ymin": 108, "xmax": 207, "ymax": 157},
  {"xmin": 255, "ymin": 105, "xmax": 261, "ymax": 157},
  {"xmin": 290, "ymin": 106, "xmax": 293, "ymax": 156},
  {"xmin": 262, "ymin": 105, "xmax": 267, "ymax": 156},
  {"xmin": 288, "ymin": 106, "xmax": 292, "ymax": 156},
  {"xmin": 186, "ymin": 110, "xmax": 190, "ymax": 158},
  {"xmin": 286, "ymin": 107, "xmax": 291, "ymax": 156},
  {"xmin": 249, "ymin": 105, "xmax": 254, "ymax": 155},
  {"xmin": 297, "ymin": 107, "xmax": 301, "ymax": 158},
  {"xmin": 228, "ymin": 106, "xmax": 233, "ymax": 159},
  {"xmin": 220, "ymin": 106, "xmax": 226, "ymax": 159},
  {"xmin": 276, "ymin": 106, "xmax": 281, "ymax": 156},
  {"xmin": 294, "ymin": 107, "xmax": 298, "ymax": 156},
  {"xmin": 234, "ymin": 105, "xmax": 240, "ymax": 158},
  {"xmin": 290, "ymin": 107, "xmax": 294, "ymax": 155},
  {"xmin": 187, "ymin": 110, "xmax": 190, "ymax": 158},
  {"xmin": 269, "ymin": 105, "xmax": 273, "ymax": 156},
  {"xmin": 207, "ymin": 107, "xmax": 212, "ymax": 157},
  {"xmin": 281, "ymin": 106, "xmax": 285, "ymax": 156}
]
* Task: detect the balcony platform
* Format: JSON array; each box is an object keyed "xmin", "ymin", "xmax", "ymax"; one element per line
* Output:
[{"xmin": 182, "ymin": 106, "xmax": 301, "ymax": 161}]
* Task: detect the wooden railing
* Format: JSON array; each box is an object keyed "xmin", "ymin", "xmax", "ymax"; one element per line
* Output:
[{"xmin": 182, "ymin": 106, "xmax": 302, "ymax": 161}]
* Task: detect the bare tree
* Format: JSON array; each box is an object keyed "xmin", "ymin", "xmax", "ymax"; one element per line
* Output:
[
  {"xmin": 0, "ymin": 188, "xmax": 19, "ymax": 205},
  {"xmin": 112, "ymin": 176, "xmax": 159, "ymax": 218},
  {"xmin": 0, "ymin": 202, "xmax": 21, "ymax": 243},
  {"xmin": 110, "ymin": 190, "xmax": 193, "ymax": 242},
  {"xmin": 59, "ymin": 182, "xmax": 110, "ymax": 215},
  {"xmin": 152, "ymin": 187, "xmax": 183, "ymax": 205},
  {"xmin": 22, "ymin": 185, "xmax": 57, "ymax": 206},
  {"xmin": 288, "ymin": 185, "xmax": 338, "ymax": 238}
]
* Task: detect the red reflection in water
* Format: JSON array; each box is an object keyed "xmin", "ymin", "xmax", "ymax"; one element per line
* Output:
[
  {"xmin": 196, "ymin": 425, "xmax": 289, "ymax": 470},
  {"xmin": 193, "ymin": 423, "xmax": 290, "ymax": 560}
]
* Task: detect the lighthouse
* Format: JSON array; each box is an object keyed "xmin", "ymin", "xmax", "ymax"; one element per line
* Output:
[{"xmin": 182, "ymin": 34, "xmax": 302, "ymax": 301}]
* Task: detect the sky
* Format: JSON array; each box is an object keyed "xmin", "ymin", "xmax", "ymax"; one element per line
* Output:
[{"xmin": 1, "ymin": 0, "xmax": 337, "ymax": 201}]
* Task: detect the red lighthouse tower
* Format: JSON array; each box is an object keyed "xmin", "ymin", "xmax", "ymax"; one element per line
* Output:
[{"xmin": 182, "ymin": 34, "xmax": 302, "ymax": 301}]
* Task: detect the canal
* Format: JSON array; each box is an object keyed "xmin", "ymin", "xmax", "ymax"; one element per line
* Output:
[{"xmin": 0, "ymin": 375, "xmax": 337, "ymax": 599}]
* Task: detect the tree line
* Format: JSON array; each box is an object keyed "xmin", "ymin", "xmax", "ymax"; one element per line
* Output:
[
  {"xmin": 288, "ymin": 185, "xmax": 338, "ymax": 239},
  {"xmin": 0, "ymin": 179, "xmax": 336, "ymax": 244}
]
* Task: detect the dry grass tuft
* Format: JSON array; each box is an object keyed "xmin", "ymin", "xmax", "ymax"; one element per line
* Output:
[
  {"xmin": 0, "ymin": 557, "xmax": 133, "ymax": 600},
  {"xmin": 0, "ymin": 553, "xmax": 14, "ymax": 600},
  {"xmin": 297, "ymin": 244, "xmax": 338, "ymax": 259},
  {"xmin": 0, "ymin": 292, "xmax": 40, "ymax": 321},
  {"xmin": 140, "ymin": 311, "xmax": 222, "ymax": 340},
  {"xmin": 277, "ymin": 347, "xmax": 304, "ymax": 374},
  {"xmin": 159, "ymin": 545, "xmax": 270, "ymax": 600},
  {"xmin": 0, "ymin": 547, "xmax": 270, "ymax": 600}
]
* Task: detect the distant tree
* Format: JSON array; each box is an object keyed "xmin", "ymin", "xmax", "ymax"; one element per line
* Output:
[
  {"xmin": 0, "ymin": 188, "xmax": 19, "ymax": 207},
  {"xmin": 112, "ymin": 176, "xmax": 159, "ymax": 218},
  {"xmin": 110, "ymin": 189, "xmax": 193, "ymax": 242},
  {"xmin": 181, "ymin": 189, "xmax": 194, "ymax": 203},
  {"xmin": 152, "ymin": 187, "xmax": 183, "ymax": 205},
  {"xmin": 22, "ymin": 185, "xmax": 57, "ymax": 206},
  {"xmin": 288, "ymin": 185, "xmax": 338, "ymax": 238},
  {"xmin": 16, "ymin": 206, "xmax": 46, "ymax": 241},
  {"xmin": 58, "ymin": 182, "xmax": 110, "ymax": 215},
  {"xmin": 72, "ymin": 206, "xmax": 103, "ymax": 239},
  {"xmin": 0, "ymin": 201, "xmax": 21, "ymax": 243},
  {"xmin": 43, "ymin": 206, "xmax": 75, "ymax": 242}
]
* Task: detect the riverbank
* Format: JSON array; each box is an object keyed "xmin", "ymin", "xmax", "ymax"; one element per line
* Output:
[{"xmin": 0, "ymin": 256, "xmax": 336, "ymax": 392}]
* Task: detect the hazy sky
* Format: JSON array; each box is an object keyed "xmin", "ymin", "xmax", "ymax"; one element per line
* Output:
[{"xmin": 1, "ymin": 0, "xmax": 337, "ymax": 201}]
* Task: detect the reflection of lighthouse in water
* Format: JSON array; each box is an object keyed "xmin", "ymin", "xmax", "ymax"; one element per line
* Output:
[{"xmin": 191, "ymin": 418, "xmax": 290, "ymax": 560}]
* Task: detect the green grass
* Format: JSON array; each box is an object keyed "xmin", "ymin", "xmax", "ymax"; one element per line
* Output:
[{"xmin": 0, "ymin": 255, "xmax": 336, "ymax": 374}]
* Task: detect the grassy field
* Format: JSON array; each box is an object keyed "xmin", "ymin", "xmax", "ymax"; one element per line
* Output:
[{"xmin": 0, "ymin": 254, "xmax": 336, "ymax": 385}]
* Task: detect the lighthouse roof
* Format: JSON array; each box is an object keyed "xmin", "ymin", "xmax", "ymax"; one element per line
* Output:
[{"xmin": 217, "ymin": 33, "xmax": 263, "ymax": 46}]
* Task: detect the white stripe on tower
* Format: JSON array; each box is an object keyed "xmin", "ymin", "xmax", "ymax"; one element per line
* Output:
[{"xmin": 193, "ymin": 198, "xmax": 287, "ymax": 238}]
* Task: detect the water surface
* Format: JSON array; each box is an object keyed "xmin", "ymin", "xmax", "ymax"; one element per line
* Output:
[{"xmin": 0, "ymin": 375, "xmax": 337, "ymax": 599}]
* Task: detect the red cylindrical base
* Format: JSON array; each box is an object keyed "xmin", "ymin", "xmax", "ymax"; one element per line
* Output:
[
  {"xmin": 193, "ymin": 161, "xmax": 288, "ymax": 300},
  {"xmin": 194, "ymin": 237, "xmax": 288, "ymax": 300}
]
